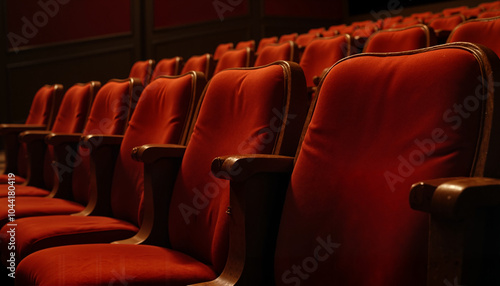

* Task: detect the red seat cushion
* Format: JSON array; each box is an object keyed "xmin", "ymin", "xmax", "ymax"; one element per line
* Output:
[
  {"xmin": 0, "ymin": 215, "xmax": 138, "ymax": 260},
  {"xmin": 16, "ymin": 244, "xmax": 217, "ymax": 286},
  {"xmin": 0, "ymin": 174, "xmax": 26, "ymax": 185},
  {"xmin": 0, "ymin": 185, "xmax": 48, "ymax": 197},
  {"xmin": 0, "ymin": 197, "xmax": 84, "ymax": 226}
]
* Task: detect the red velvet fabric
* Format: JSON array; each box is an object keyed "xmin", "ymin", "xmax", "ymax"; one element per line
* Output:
[
  {"xmin": 111, "ymin": 75, "xmax": 198, "ymax": 227},
  {"xmin": 275, "ymin": 47, "xmax": 485, "ymax": 285},
  {"xmin": 168, "ymin": 64, "xmax": 290, "ymax": 275},
  {"xmin": 72, "ymin": 80, "xmax": 135, "ymax": 204},
  {"xmin": 256, "ymin": 36, "xmax": 278, "ymax": 54},
  {"xmin": 235, "ymin": 40, "xmax": 255, "ymax": 51},
  {"xmin": 0, "ymin": 185, "xmax": 48, "ymax": 197},
  {"xmin": 24, "ymin": 85, "xmax": 56, "ymax": 126},
  {"xmin": 254, "ymin": 42, "xmax": 296, "ymax": 67},
  {"xmin": 295, "ymin": 33, "xmax": 318, "ymax": 48},
  {"xmin": 299, "ymin": 36, "xmax": 350, "ymax": 88},
  {"xmin": 278, "ymin": 33, "xmax": 298, "ymax": 44},
  {"xmin": 0, "ymin": 175, "xmax": 25, "ymax": 185},
  {"xmin": 213, "ymin": 48, "xmax": 252, "ymax": 75},
  {"xmin": 129, "ymin": 60, "xmax": 153, "ymax": 86},
  {"xmin": 151, "ymin": 57, "xmax": 182, "ymax": 80},
  {"xmin": 213, "ymin": 42, "xmax": 234, "ymax": 61},
  {"xmin": 442, "ymin": 5, "xmax": 468, "ymax": 16},
  {"xmin": 479, "ymin": 1, "xmax": 500, "ymax": 11},
  {"xmin": 479, "ymin": 10, "xmax": 500, "ymax": 18},
  {"xmin": 364, "ymin": 25, "xmax": 433, "ymax": 53},
  {"xmin": 429, "ymin": 14, "xmax": 464, "ymax": 32},
  {"xmin": 181, "ymin": 54, "xmax": 212, "ymax": 79},
  {"xmin": 448, "ymin": 16, "xmax": 500, "ymax": 57},
  {"xmin": 17, "ymin": 85, "xmax": 56, "ymax": 178},
  {"xmin": 43, "ymin": 83, "xmax": 94, "ymax": 192},
  {"xmin": 0, "ymin": 216, "xmax": 138, "ymax": 260},
  {"xmin": 0, "ymin": 196, "xmax": 84, "ymax": 226},
  {"xmin": 17, "ymin": 244, "xmax": 217, "ymax": 286},
  {"xmin": 0, "ymin": 74, "xmax": 201, "ymax": 268}
]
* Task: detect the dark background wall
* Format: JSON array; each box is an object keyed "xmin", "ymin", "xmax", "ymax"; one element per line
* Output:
[{"xmin": 0, "ymin": 0, "xmax": 482, "ymax": 124}]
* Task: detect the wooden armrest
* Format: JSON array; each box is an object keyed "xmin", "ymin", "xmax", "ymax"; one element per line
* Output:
[
  {"xmin": 211, "ymin": 154, "xmax": 294, "ymax": 182},
  {"xmin": 411, "ymin": 177, "xmax": 500, "ymax": 219},
  {"xmin": 81, "ymin": 134, "xmax": 124, "ymax": 149},
  {"xmin": 410, "ymin": 177, "xmax": 500, "ymax": 285},
  {"xmin": 19, "ymin": 130, "xmax": 52, "ymax": 143},
  {"xmin": 72, "ymin": 136, "xmax": 123, "ymax": 217},
  {"xmin": 45, "ymin": 133, "xmax": 84, "ymax": 146},
  {"xmin": 131, "ymin": 144, "xmax": 186, "ymax": 164},
  {"xmin": 194, "ymin": 154, "xmax": 294, "ymax": 286},
  {"xmin": 45, "ymin": 134, "xmax": 86, "ymax": 200},
  {"xmin": 0, "ymin": 124, "xmax": 46, "ymax": 135},
  {"xmin": 113, "ymin": 144, "xmax": 186, "ymax": 246}
]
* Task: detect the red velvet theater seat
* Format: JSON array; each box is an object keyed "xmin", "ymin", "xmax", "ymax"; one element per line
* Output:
[
  {"xmin": 254, "ymin": 41, "xmax": 299, "ymax": 66},
  {"xmin": 478, "ymin": 1, "xmax": 500, "ymax": 11},
  {"xmin": 299, "ymin": 35, "xmax": 352, "ymax": 90},
  {"xmin": 442, "ymin": 5, "xmax": 469, "ymax": 16},
  {"xmin": 448, "ymin": 16, "xmax": 500, "ymax": 57},
  {"xmin": 213, "ymin": 42, "xmax": 234, "ymax": 61},
  {"xmin": 278, "ymin": 32, "xmax": 298, "ymax": 43},
  {"xmin": 0, "ymin": 84, "xmax": 63, "ymax": 185},
  {"xmin": 213, "ymin": 47, "xmax": 254, "ymax": 75},
  {"xmin": 197, "ymin": 43, "xmax": 500, "ymax": 285},
  {"xmin": 0, "ymin": 79, "xmax": 141, "ymax": 228},
  {"xmin": 256, "ymin": 36, "xmax": 278, "ymax": 54},
  {"xmin": 0, "ymin": 81, "xmax": 99, "ymax": 198},
  {"xmin": 1, "ymin": 73, "xmax": 205, "ymax": 266},
  {"xmin": 479, "ymin": 10, "xmax": 500, "ymax": 18},
  {"xmin": 363, "ymin": 24, "xmax": 437, "ymax": 53},
  {"xmin": 128, "ymin": 59, "xmax": 155, "ymax": 86},
  {"xmin": 151, "ymin": 57, "xmax": 183, "ymax": 80},
  {"xmin": 235, "ymin": 40, "xmax": 255, "ymax": 51},
  {"xmin": 15, "ymin": 61, "xmax": 309, "ymax": 286},
  {"xmin": 181, "ymin": 54, "xmax": 215, "ymax": 80},
  {"xmin": 429, "ymin": 14, "xmax": 465, "ymax": 43}
]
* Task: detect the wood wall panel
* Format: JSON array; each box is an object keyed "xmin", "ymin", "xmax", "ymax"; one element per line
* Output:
[
  {"xmin": 6, "ymin": 0, "xmax": 131, "ymax": 50},
  {"xmin": 7, "ymin": 46, "xmax": 134, "ymax": 123},
  {"xmin": 154, "ymin": 0, "xmax": 249, "ymax": 28}
]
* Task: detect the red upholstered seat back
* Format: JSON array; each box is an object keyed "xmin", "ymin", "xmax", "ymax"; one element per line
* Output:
[
  {"xmin": 214, "ymin": 43, "xmax": 234, "ymax": 61},
  {"xmin": 169, "ymin": 62, "xmax": 308, "ymax": 275},
  {"xmin": 18, "ymin": 84, "xmax": 63, "ymax": 178},
  {"xmin": 213, "ymin": 48, "xmax": 253, "ymax": 75},
  {"xmin": 71, "ymin": 79, "xmax": 141, "ymax": 205},
  {"xmin": 275, "ymin": 43, "xmax": 500, "ymax": 286},
  {"xmin": 448, "ymin": 16, "xmax": 500, "ymax": 57},
  {"xmin": 25, "ymin": 85, "xmax": 61, "ymax": 126},
  {"xmin": 429, "ymin": 14, "xmax": 464, "ymax": 32},
  {"xmin": 254, "ymin": 42, "xmax": 298, "ymax": 67},
  {"xmin": 479, "ymin": 10, "xmax": 500, "ymax": 18},
  {"xmin": 299, "ymin": 35, "xmax": 351, "ymax": 88},
  {"xmin": 256, "ymin": 36, "xmax": 278, "ymax": 54},
  {"xmin": 295, "ymin": 33, "xmax": 318, "ymax": 48},
  {"xmin": 110, "ymin": 72, "xmax": 206, "ymax": 226},
  {"xmin": 235, "ymin": 40, "xmax": 255, "ymax": 51},
  {"xmin": 363, "ymin": 24, "xmax": 436, "ymax": 53},
  {"xmin": 43, "ymin": 82, "xmax": 98, "ymax": 190},
  {"xmin": 279, "ymin": 33, "xmax": 298, "ymax": 43},
  {"xmin": 129, "ymin": 60, "xmax": 154, "ymax": 86},
  {"xmin": 181, "ymin": 54, "xmax": 214, "ymax": 80},
  {"xmin": 151, "ymin": 57, "xmax": 183, "ymax": 80},
  {"xmin": 442, "ymin": 5, "xmax": 468, "ymax": 16}
]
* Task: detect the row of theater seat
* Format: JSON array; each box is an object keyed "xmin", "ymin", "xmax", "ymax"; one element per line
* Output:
[
  {"xmin": 2, "ymin": 43, "xmax": 500, "ymax": 286},
  {"xmin": 2, "ymin": 2, "xmax": 500, "ymax": 286}
]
